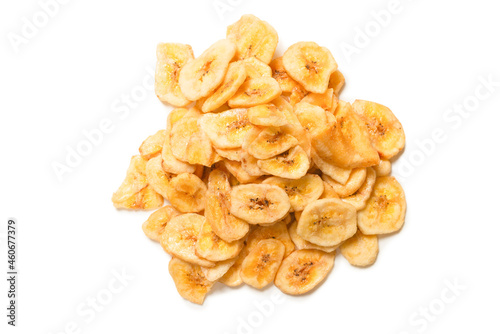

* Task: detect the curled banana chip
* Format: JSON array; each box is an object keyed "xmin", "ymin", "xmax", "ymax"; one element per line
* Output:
[
  {"xmin": 161, "ymin": 213, "xmax": 215, "ymax": 267},
  {"xmin": 224, "ymin": 159, "xmax": 260, "ymax": 184},
  {"xmin": 226, "ymin": 14, "xmax": 278, "ymax": 64},
  {"xmin": 274, "ymin": 249, "xmax": 335, "ymax": 295},
  {"xmin": 257, "ymin": 146, "xmax": 310, "ymax": 180},
  {"xmin": 169, "ymin": 257, "xmax": 214, "ymax": 305},
  {"xmin": 342, "ymin": 167, "xmax": 376, "ymax": 210},
  {"xmin": 179, "ymin": 39, "xmax": 236, "ymax": 101},
  {"xmin": 322, "ymin": 167, "xmax": 367, "ymax": 197},
  {"xmin": 357, "ymin": 176, "xmax": 406, "ymax": 235},
  {"xmin": 201, "ymin": 258, "xmax": 237, "ymax": 282},
  {"xmin": 228, "ymin": 77, "xmax": 282, "ymax": 108},
  {"xmin": 242, "ymin": 56, "xmax": 272, "ymax": 79},
  {"xmin": 195, "ymin": 220, "xmax": 244, "ymax": 261},
  {"xmin": 301, "ymin": 88, "xmax": 338, "ymax": 111},
  {"xmin": 241, "ymin": 239, "xmax": 285, "ymax": 289},
  {"xmin": 166, "ymin": 173, "xmax": 207, "ymax": 213},
  {"xmin": 155, "ymin": 43, "xmax": 194, "ymax": 106},
  {"xmin": 247, "ymin": 126, "xmax": 298, "ymax": 159},
  {"xmin": 373, "ymin": 160, "xmax": 392, "ymax": 177},
  {"xmin": 230, "ymin": 184, "xmax": 291, "ymax": 225},
  {"xmin": 112, "ymin": 155, "xmax": 148, "ymax": 204},
  {"xmin": 139, "ymin": 130, "xmax": 166, "ymax": 160},
  {"xmin": 240, "ymin": 151, "xmax": 264, "ymax": 177},
  {"xmin": 294, "ymin": 102, "xmax": 330, "ymax": 137},
  {"xmin": 145, "ymin": 155, "xmax": 171, "ymax": 199},
  {"xmin": 142, "ymin": 205, "xmax": 180, "ymax": 242},
  {"xmin": 270, "ymin": 57, "xmax": 302, "ymax": 93},
  {"xmin": 328, "ymin": 70, "xmax": 345, "ymax": 96},
  {"xmin": 282, "ymin": 42, "xmax": 337, "ymax": 94},
  {"xmin": 340, "ymin": 230, "xmax": 378, "ymax": 267},
  {"xmin": 297, "ymin": 198, "xmax": 357, "ymax": 247},
  {"xmin": 262, "ymin": 174, "xmax": 324, "ymax": 212},
  {"xmin": 199, "ymin": 108, "xmax": 254, "ymax": 149},
  {"xmin": 247, "ymin": 104, "xmax": 288, "ymax": 127}
]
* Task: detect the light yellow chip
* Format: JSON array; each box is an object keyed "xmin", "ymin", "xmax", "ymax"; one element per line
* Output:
[
  {"xmin": 340, "ymin": 230, "xmax": 378, "ymax": 267},
  {"xmin": 142, "ymin": 205, "xmax": 180, "ymax": 242},
  {"xmin": 139, "ymin": 130, "xmax": 166, "ymax": 160},
  {"xmin": 166, "ymin": 173, "xmax": 207, "ymax": 213},
  {"xmin": 228, "ymin": 77, "xmax": 282, "ymax": 108}
]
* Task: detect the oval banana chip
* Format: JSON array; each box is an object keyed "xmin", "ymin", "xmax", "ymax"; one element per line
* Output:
[
  {"xmin": 322, "ymin": 167, "xmax": 367, "ymax": 198},
  {"xmin": 357, "ymin": 176, "xmax": 406, "ymax": 235},
  {"xmin": 288, "ymin": 221, "xmax": 338, "ymax": 253},
  {"xmin": 228, "ymin": 77, "xmax": 282, "ymax": 108},
  {"xmin": 340, "ymin": 230, "xmax": 378, "ymax": 267},
  {"xmin": 242, "ymin": 56, "xmax": 272, "ymax": 79},
  {"xmin": 230, "ymin": 184, "xmax": 291, "ymax": 224},
  {"xmin": 195, "ymin": 220, "xmax": 244, "ymax": 261},
  {"xmin": 247, "ymin": 104, "xmax": 288, "ymax": 127},
  {"xmin": 142, "ymin": 205, "xmax": 180, "ymax": 242},
  {"xmin": 166, "ymin": 173, "xmax": 207, "ymax": 213},
  {"xmin": 246, "ymin": 219, "xmax": 295, "ymax": 256},
  {"xmin": 199, "ymin": 108, "xmax": 255, "ymax": 149},
  {"xmin": 241, "ymin": 239, "xmax": 285, "ymax": 289},
  {"xmin": 274, "ymin": 249, "xmax": 335, "ymax": 295},
  {"xmin": 179, "ymin": 39, "xmax": 236, "ymax": 101},
  {"xmin": 247, "ymin": 127, "xmax": 299, "ymax": 160},
  {"xmin": 297, "ymin": 198, "xmax": 357, "ymax": 247},
  {"xmin": 145, "ymin": 155, "xmax": 171, "ymax": 199},
  {"xmin": 139, "ymin": 130, "xmax": 166, "ymax": 160},
  {"xmin": 169, "ymin": 257, "xmax": 214, "ymax": 305},
  {"xmin": 257, "ymin": 146, "xmax": 310, "ymax": 180}
]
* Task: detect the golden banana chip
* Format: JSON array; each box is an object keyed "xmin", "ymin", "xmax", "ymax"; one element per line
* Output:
[
  {"xmin": 242, "ymin": 56, "xmax": 272, "ymax": 79},
  {"xmin": 246, "ymin": 219, "xmax": 295, "ymax": 256},
  {"xmin": 169, "ymin": 257, "xmax": 214, "ymax": 305},
  {"xmin": 342, "ymin": 167, "xmax": 376, "ymax": 210},
  {"xmin": 322, "ymin": 167, "xmax": 367, "ymax": 197},
  {"xmin": 228, "ymin": 77, "xmax": 282, "ymax": 108},
  {"xmin": 328, "ymin": 70, "xmax": 345, "ymax": 96},
  {"xmin": 166, "ymin": 173, "xmax": 207, "ymax": 213},
  {"xmin": 288, "ymin": 221, "xmax": 338, "ymax": 253},
  {"xmin": 142, "ymin": 205, "xmax": 180, "ymax": 242},
  {"xmin": 139, "ymin": 130, "xmax": 166, "ymax": 160},
  {"xmin": 340, "ymin": 230, "xmax": 378, "ymax": 267},
  {"xmin": 195, "ymin": 220, "xmax": 244, "ymax": 261},
  {"xmin": 145, "ymin": 155, "xmax": 171, "ymax": 199},
  {"xmin": 241, "ymin": 239, "xmax": 285, "ymax": 289},
  {"xmin": 257, "ymin": 146, "xmax": 310, "ymax": 180}
]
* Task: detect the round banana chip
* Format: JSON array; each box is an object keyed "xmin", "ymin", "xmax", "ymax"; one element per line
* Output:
[
  {"xmin": 282, "ymin": 42, "xmax": 337, "ymax": 94},
  {"xmin": 166, "ymin": 173, "xmax": 207, "ymax": 213},
  {"xmin": 257, "ymin": 146, "xmax": 310, "ymax": 180},
  {"xmin": 226, "ymin": 14, "xmax": 278, "ymax": 64},
  {"xmin": 247, "ymin": 104, "xmax": 288, "ymax": 127},
  {"xmin": 352, "ymin": 100, "xmax": 405, "ymax": 160},
  {"xmin": 179, "ymin": 39, "xmax": 236, "ymax": 101},
  {"xmin": 201, "ymin": 258, "xmax": 237, "ymax": 282},
  {"xmin": 199, "ymin": 108, "xmax": 255, "ymax": 149},
  {"xmin": 288, "ymin": 221, "xmax": 338, "ymax": 253},
  {"xmin": 202, "ymin": 61, "xmax": 247, "ymax": 113},
  {"xmin": 357, "ymin": 176, "xmax": 406, "ymax": 235},
  {"xmin": 262, "ymin": 174, "xmax": 324, "ymax": 212},
  {"xmin": 297, "ymin": 198, "xmax": 357, "ymax": 247},
  {"xmin": 322, "ymin": 167, "xmax": 367, "ymax": 197},
  {"xmin": 155, "ymin": 43, "xmax": 194, "ymax": 107},
  {"xmin": 274, "ymin": 249, "xmax": 335, "ymax": 295},
  {"xmin": 168, "ymin": 257, "xmax": 214, "ymax": 305},
  {"xmin": 340, "ymin": 230, "xmax": 378, "ymax": 267},
  {"xmin": 142, "ymin": 205, "xmax": 180, "ymax": 242},
  {"xmin": 241, "ymin": 239, "xmax": 285, "ymax": 289},
  {"xmin": 294, "ymin": 102, "xmax": 330, "ymax": 137},
  {"xmin": 270, "ymin": 57, "xmax": 302, "ymax": 93},
  {"xmin": 228, "ymin": 77, "xmax": 282, "ymax": 108},
  {"xmin": 139, "ymin": 130, "xmax": 166, "ymax": 160},
  {"xmin": 342, "ymin": 167, "xmax": 376, "ymax": 210},
  {"xmin": 247, "ymin": 127, "xmax": 299, "ymax": 159},
  {"xmin": 205, "ymin": 169, "xmax": 250, "ymax": 242},
  {"xmin": 242, "ymin": 56, "xmax": 272, "ymax": 79},
  {"xmin": 373, "ymin": 159, "xmax": 392, "ymax": 177},
  {"xmin": 161, "ymin": 214, "xmax": 215, "ymax": 267},
  {"xmin": 230, "ymin": 184, "xmax": 291, "ymax": 225},
  {"xmin": 246, "ymin": 219, "xmax": 295, "ymax": 256},
  {"xmin": 195, "ymin": 220, "xmax": 244, "ymax": 261},
  {"xmin": 161, "ymin": 134, "xmax": 197, "ymax": 174}
]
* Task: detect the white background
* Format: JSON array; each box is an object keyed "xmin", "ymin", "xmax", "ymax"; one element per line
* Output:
[{"xmin": 1, "ymin": 0, "xmax": 500, "ymax": 333}]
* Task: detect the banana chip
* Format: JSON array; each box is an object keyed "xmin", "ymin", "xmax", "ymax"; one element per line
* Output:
[
  {"xmin": 340, "ymin": 230, "xmax": 378, "ymax": 267},
  {"xmin": 247, "ymin": 104, "xmax": 288, "ymax": 127},
  {"xmin": 166, "ymin": 173, "xmax": 207, "ymax": 213},
  {"xmin": 270, "ymin": 57, "xmax": 302, "ymax": 93},
  {"xmin": 246, "ymin": 219, "xmax": 295, "ymax": 256},
  {"xmin": 328, "ymin": 70, "xmax": 345, "ymax": 96},
  {"xmin": 373, "ymin": 159, "xmax": 392, "ymax": 177},
  {"xmin": 300, "ymin": 88, "xmax": 338, "ymax": 111},
  {"xmin": 112, "ymin": 155, "xmax": 148, "ymax": 204},
  {"xmin": 114, "ymin": 185, "xmax": 164, "ymax": 210},
  {"xmin": 311, "ymin": 149, "xmax": 351, "ymax": 185},
  {"xmin": 139, "ymin": 130, "xmax": 166, "ymax": 160},
  {"xmin": 145, "ymin": 155, "xmax": 171, "ymax": 198},
  {"xmin": 195, "ymin": 220, "xmax": 244, "ymax": 261},
  {"xmin": 322, "ymin": 167, "xmax": 367, "ymax": 197},
  {"xmin": 201, "ymin": 258, "xmax": 237, "ymax": 282},
  {"xmin": 169, "ymin": 257, "xmax": 214, "ymax": 305},
  {"xmin": 228, "ymin": 77, "xmax": 282, "ymax": 108},
  {"xmin": 288, "ymin": 221, "xmax": 338, "ymax": 253},
  {"xmin": 243, "ymin": 57, "xmax": 272, "ymax": 79},
  {"xmin": 142, "ymin": 205, "xmax": 180, "ymax": 242},
  {"xmin": 342, "ymin": 167, "xmax": 376, "ymax": 210},
  {"xmin": 257, "ymin": 146, "xmax": 310, "ymax": 179},
  {"xmin": 274, "ymin": 249, "xmax": 335, "ymax": 295},
  {"xmin": 199, "ymin": 108, "xmax": 254, "ymax": 149},
  {"xmin": 247, "ymin": 127, "xmax": 298, "ymax": 159},
  {"xmin": 241, "ymin": 239, "xmax": 285, "ymax": 289}
]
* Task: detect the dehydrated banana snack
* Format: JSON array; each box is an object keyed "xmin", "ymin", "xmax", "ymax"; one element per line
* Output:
[{"xmin": 112, "ymin": 14, "xmax": 407, "ymax": 304}]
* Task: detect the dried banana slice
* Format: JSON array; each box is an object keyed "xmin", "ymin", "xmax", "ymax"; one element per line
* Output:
[
  {"xmin": 142, "ymin": 205, "xmax": 180, "ymax": 242},
  {"xmin": 282, "ymin": 42, "xmax": 337, "ymax": 93},
  {"xmin": 145, "ymin": 155, "xmax": 170, "ymax": 198},
  {"xmin": 214, "ymin": 147, "xmax": 243, "ymax": 162},
  {"xmin": 224, "ymin": 160, "xmax": 260, "ymax": 184},
  {"xmin": 230, "ymin": 184, "xmax": 291, "ymax": 224},
  {"xmin": 288, "ymin": 221, "xmax": 338, "ymax": 253},
  {"xmin": 226, "ymin": 14, "xmax": 278, "ymax": 64},
  {"xmin": 262, "ymin": 174, "xmax": 324, "ymax": 212},
  {"xmin": 241, "ymin": 239, "xmax": 285, "ymax": 289},
  {"xmin": 247, "ymin": 127, "xmax": 299, "ymax": 159},
  {"xmin": 168, "ymin": 257, "xmax": 214, "ymax": 305},
  {"xmin": 274, "ymin": 249, "xmax": 335, "ymax": 295},
  {"xmin": 161, "ymin": 133, "xmax": 197, "ymax": 174},
  {"xmin": 199, "ymin": 108, "xmax": 254, "ymax": 149},
  {"xmin": 161, "ymin": 213, "xmax": 215, "ymax": 267},
  {"xmin": 219, "ymin": 242, "xmax": 250, "ymax": 287},
  {"xmin": 328, "ymin": 70, "xmax": 345, "ymax": 96},
  {"xmin": 246, "ymin": 219, "xmax": 295, "ymax": 256},
  {"xmin": 357, "ymin": 176, "xmax": 406, "ymax": 235},
  {"xmin": 205, "ymin": 169, "xmax": 250, "ymax": 242},
  {"xmin": 228, "ymin": 77, "xmax": 282, "ymax": 108},
  {"xmin": 297, "ymin": 198, "xmax": 357, "ymax": 247},
  {"xmin": 313, "ymin": 101, "xmax": 380, "ymax": 169},
  {"xmin": 247, "ymin": 104, "xmax": 288, "ymax": 127},
  {"xmin": 294, "ymin": 102, "xmax": 330, "ymax": 137},
  {"xmin": 240, "ymin": 151, "xmax": 265, "ymax": 176},
  {"xmin": 195, "ymin": 220, "xmax": 244, "ymax": 261},
  {"xmin": 114, "ymin": 185, "xmax": 164, "ymax": 210},
  {"xmin": 320, "ymin": 180, "xmax": 340, "ymax": 199},
  {"xmin": 322, "ymin": 167, "xmax": 367, "ymax": 197},
  {"xmin": 201, "ymin": 258, "xmax": 237, "ymax": 282},
  {"xmin": 373, "ymin": 160, "xmax": 392, "ymax": 177},
  {"xmin": 201, "ymin": 61, "xmax": 247, "ymax": 113},
  {"xmin": 139, "ymin": 130, "xmax": 166, "ymax": 160},
  {"xmin": 112, "ymin": 155, "xmax": 148, "ymax": 204},
  {"xmin": 288, "ymin": 86, "xmax": 308, "ymax": 106},
  {"xmin": 242, "ymin": 56, "xmax": 272, "ymax": 79},
  {"xmin": 352, "ymin": 100, "xmax": 405, "ymax": 159},
  {"xmin": 311, "ymin": 149, "xmax": 351, "ymax": 185},
  {"xmin": 257, "ymin": 146, "xmax": 310, "ymax": 179},
  {"xmin": 342, "ymin": 167, "xmax": 376, "ymax": 210},
  {"xmin": 155, "ymin": 43, "xmax": 194, "ymax": 106},
  {"xmin": 270, "ymin": 57, "xmax": 302, "ymax": 93},
  {"xmin": 179, "ymin": 39, "xmax": 236, "ymax": 101},
  {"xmin": 166, "ymin": 173, "xmax": 207, "ymax": 213},
  {"xmin": 301, "ymin": 88, "xmax": 338, "ymax": 111},
  {"xmin": 340, "ymin": 230, "xmax": 378, "ymax": 267}
]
